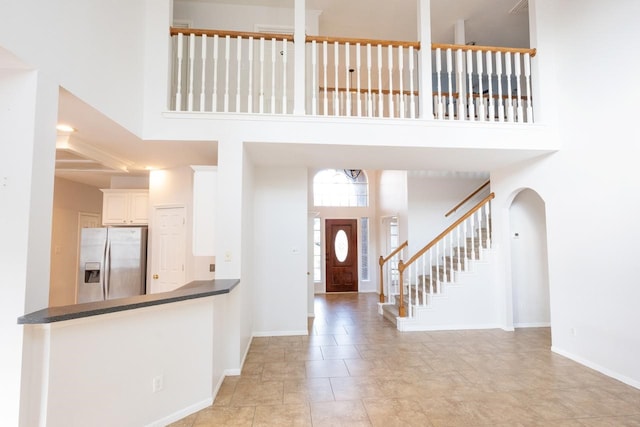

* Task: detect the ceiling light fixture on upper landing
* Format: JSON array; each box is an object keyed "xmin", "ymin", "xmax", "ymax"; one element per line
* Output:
[{"xmin": 56, "ymin": 123, "xmax": 76, "ymax": 133}]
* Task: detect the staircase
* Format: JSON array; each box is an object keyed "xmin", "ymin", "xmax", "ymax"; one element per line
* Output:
[{"xmin": 378, "ymin": 193, "xmax": 498, "ymax": 331}]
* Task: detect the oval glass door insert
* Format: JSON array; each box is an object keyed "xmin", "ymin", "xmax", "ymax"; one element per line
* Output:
[{"xmin": 334, "ymin": 229, "xmax": 349, "ymax": 262}]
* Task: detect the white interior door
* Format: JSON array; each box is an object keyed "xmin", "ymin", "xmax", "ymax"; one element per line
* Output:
[
  {"xmin": 150, "ymin": 206, "xmax": 186, "ymax": 293},
  {"xmin": 75, "ymin": 212, "xmax": 101, "ymax": 302}
]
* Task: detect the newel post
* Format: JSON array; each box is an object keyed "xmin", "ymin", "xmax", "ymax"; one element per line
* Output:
[
  {"xmin": 398, "ymin": 260, "xmax": 406, "ymax": 317},
  {"xmin": 378, "ymin": 255, "xmax": 385, "ymax": 303}
]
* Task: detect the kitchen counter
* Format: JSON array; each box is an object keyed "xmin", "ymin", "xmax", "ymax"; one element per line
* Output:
[{"xmin": 17, "ymin": 279, "xmax": 240, "ymax": 324}]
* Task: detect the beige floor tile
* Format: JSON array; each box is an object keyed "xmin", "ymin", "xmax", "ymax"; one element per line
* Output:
[
  {"xmin": 229, "ymin": 380, "xmax": 284, "ymax": 407},
  {"xmin": 305, "ymin": 359, "xmax": 350, "ymax": 378},
  {"xmin": 362, "ymin": 397, "xmax": 434, "ymax": 427},
  {"xmin": 253, "ymin": 403, "xmax": 312, "ymax": 426},
  {"xmin": 283, "ymin": 378, "xmax": 335, "ymax": 404},
  {"xmin": 192, "ymin": 406, "xmax": 255, "ymax": 426},
  {"xmin": 310, "ymin": 400, "xmax": 372, "ymax": 427},
  {"xmin": 330, "ymin": 376, "xmax": 387, "ymax": 400},
  {"xmin": 170, "ymin": 294, "xmax": 640, "ymax": 426}
]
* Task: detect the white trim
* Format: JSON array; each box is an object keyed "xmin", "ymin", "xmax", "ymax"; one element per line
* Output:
[
  {"xmin": 252, "ymin": 330, "xmax": 308, "ymax": 337},
  {"xmin": 224, "ymin": 368, "xmax": 242, "ymax": 376},
  {"xmin": 396, "ymin": 321, "xmax": 503, "ymax": 332},
  {"xmin": 254, "ymin": 24, "xmax": 294, "ymax": 35},
  {"xmin": 514, "ymin": 322, "xmax": 551, "ymax": 328},
  {"xmin": 551, "ymin": 346, "xmax": 640, "ymax": 390},
  {"xmin": 145, "ymin": 397, "xmax": 213, "ymax": 427}
]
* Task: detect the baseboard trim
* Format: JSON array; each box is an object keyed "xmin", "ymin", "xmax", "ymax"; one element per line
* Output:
[
  {"xmin": 146, "ymin": 397, "xmax": 213, "ymax": 427},
  {"xmin": 396, "ymin": 321, "xmax": 502, "ymax": 332},
  {"xmin": 514, "ymin": 322, "xmax": 551, "ymax": 328},
  {"xmin": 252, "ymin": 330, "xmax": 309, "ymax": 337},
  {"xmin": 551, "ymin": 346, "xmax": 640, "ymax": 390}
]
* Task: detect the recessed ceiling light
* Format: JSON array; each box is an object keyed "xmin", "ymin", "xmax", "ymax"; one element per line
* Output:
[{"xmin": 56, "ymin": 124, "xmax": 76, "ymax": 132}]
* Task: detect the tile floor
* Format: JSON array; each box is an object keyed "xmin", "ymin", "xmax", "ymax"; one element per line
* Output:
[{"xmin": 170, "ymin": 293, "xmax": 640, "ymax": 426}]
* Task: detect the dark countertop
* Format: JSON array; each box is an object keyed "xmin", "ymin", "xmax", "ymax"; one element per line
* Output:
[{"xmin": 17, "ymin": 279, "xmax": 240, "ymax": 325}]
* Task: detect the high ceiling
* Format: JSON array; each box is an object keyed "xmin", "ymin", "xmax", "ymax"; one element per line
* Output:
[{"xmin": 57, "ymin": 0, "xmax": 529, "ymax": 188}]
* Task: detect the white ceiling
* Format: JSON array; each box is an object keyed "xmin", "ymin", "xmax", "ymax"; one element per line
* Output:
[{"xmin": 56, "ymin": 0, "xmax": 529, "ymax": 188}]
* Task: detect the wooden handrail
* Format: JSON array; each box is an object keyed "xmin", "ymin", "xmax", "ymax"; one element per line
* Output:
[
  {"xmin": 306, "ymin": 35, "xmax": 420, "ymax": 49},
  {"xmin": 170, "ymin": 27, "xmax": 293, "ymax": 42},
  {"xmin": 378, "ymin": 241, "xmax": 408, "ymax": 303},
  {"xmin": 432, "ymin": 43, "xmax": 537, "ymax": 58},
  {"xmin": 445, "ymin": 180, "xmax": 490, "ymax": 218},
  {"xmin": 401, "ymin": 193, "xmax": 495, "ymax": 271},
  {"xmin": 397, "ymin": 192, "xmax": 494, "ymax": 318}
]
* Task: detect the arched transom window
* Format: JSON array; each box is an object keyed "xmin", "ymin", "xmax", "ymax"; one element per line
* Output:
[{"xmin": 313, "ymin": 169, "xmax": 368, "ymax": 207}]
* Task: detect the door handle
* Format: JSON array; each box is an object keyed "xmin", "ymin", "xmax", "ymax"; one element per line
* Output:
[{"xmin": 153, "ymin": 274, "xmax": 159, "ymax": 279}]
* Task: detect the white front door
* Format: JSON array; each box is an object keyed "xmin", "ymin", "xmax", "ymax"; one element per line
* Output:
[{"xmin": 150, "ymin": 206, "xmax": 186, "ymax": 293}]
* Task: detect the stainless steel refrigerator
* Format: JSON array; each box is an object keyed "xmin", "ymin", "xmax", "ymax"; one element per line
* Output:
[{"xmin": 77, "ymin": 227, "xmax": 148, "ymax": 303}]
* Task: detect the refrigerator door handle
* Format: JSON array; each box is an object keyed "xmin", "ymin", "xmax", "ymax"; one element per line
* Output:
[{"xmin": 104, "ymin": 237, "xmax": 111, "ymax": 300}]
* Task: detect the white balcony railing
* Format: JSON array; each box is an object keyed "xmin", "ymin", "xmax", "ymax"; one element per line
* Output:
[{"xmin": 169, "ymin": 28, "xmax": 536, "ymax": 123}]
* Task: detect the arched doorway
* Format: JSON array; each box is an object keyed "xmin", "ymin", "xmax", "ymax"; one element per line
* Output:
[{"xmin": 509, "ymin": 189, "xmax": 550, "ymax": 327}]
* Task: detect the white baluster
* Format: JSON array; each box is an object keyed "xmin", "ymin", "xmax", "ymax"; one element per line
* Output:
[
  {"xmin": 506, "ymin": 52, "xmax": 514, "ymax": 122},
  {"xmin": 334, "ymin": 41, "xmax": 339, "ymax": 116},
  {"xmin": 200, "ymin": 35, "xmax": 207, "ymax": 112},
  {"xmin": 486, "ymin": 51, "xmax": 494, "ymax": 121},
  {"xmin": 356, "ymin": 43, "xmax": 362, "ymax": 117},
  {"xmin": 420, "ymin": 253, "xmax": 426, "ymax": 305},
  {"xmin": 447, "ymin": 48, "xmax": 454, "ymax": 119},
  {"xmin": 235, "ymin": 36, "xmax": 242, "ymax": 113},
  {"xmin": 485, "ymin": 201, "xmax": 492, "ymax": 248},
  {"xmin": 429, "ymin": 249, "xmax": 433, "ymax": 295},
  {"xmin": 175, "ymin": 33, "xmax": 183, "ymax": 111},
  {"xmin": 367, "ymin": 43, "xmax": 373, "ymax": 117},
  {"xmin": 496, "ymin": 52, "xmax": 504, "ymax": 122},
  {"xmin": 463, "ymin": 220, "xmax": 468, "ymax": 271},
  {"xmin": 409, "ymin": 46, "xmax": 415, "ymax": 118},
  {"xmin": 466, "ymin": 49, "xmax": 474, "ymax": 121},
  {"xmin": 377, "ymin": 44, "xmax": 383, "ymax": 117},
  {"xmin": 476, "ymin": 211, "xmax": 482, "ymax": 261},
  {"xmin": 387, "ymin": 45, "xmax": 394, "ymax": 117},
  {"xmin": 476, "ymin": 50, "xmax": 485, "ymax": 121},
  {"xmin": 470, "ymin": 215, "xmax": 476, "ymax": 261},
  {"xmin": 436, "ymin": 47, "xmax": 443, "ymax": 119},
  {"xmin": 345, "ymin": 42, "xmax": 350, "ymax": 116},
  {"xmin": 449, "ymin": 233, "xmax": 454, "ymax": 278},
  {"xmin": 188, "ymin": 33, "xmax": 195, "ymax": 112},
  {"xmin": 282, "ymin": 39, "xmax": 287, "ymax": 114},
  {"xmin": 398, "ymin": 46, "xmax": 405, "ymax": 118},
  {"xmin": 258, "ymin": 37, "xmax": 264, "ymax": 113},
  {"xmin": 311, "ymin": 40, "xmax": 317, "ymax": 116},
  {"xmin": 443, "ymin": 239, "xmax": 449, "ymax": 283},
  {"xmin": 435, "ymin": 241, "xmax": 440, "ymax": 293},
  {"xmin": 247, "ymin": 37, "xmax": 253, "ymax": 113},
  {"xmin": 515, "ymin": 52, "xmax": 523, "ymax": 123},
  {"xmin": 271, "ymin": 38, "xmax": 276, "ymax": 114},
  {"xmin": 224, "ymin": 35, "xmax": 230, "ymax": 112},
  {"xmin": 456, "ymin": 49, "xmax": 465, "ymax": 120},
  {"xmin": 525, "ymin": 52, "xmax": 533, "ymax": 123},
  {"xmin": 456, "ymin": 224, "xmax": 462, "ymax": 272},
  {"xmin": 322, "ymin": 41, "xmax": 328, "ymax": 115},
  {"xmin": 407, "ymin": 265, "xmax": 412, "ymax": 318}
]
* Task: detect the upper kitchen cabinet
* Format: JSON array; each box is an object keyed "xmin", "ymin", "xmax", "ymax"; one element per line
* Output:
[{"xmin": 101, "ymin": 189, "xmax": 149, "ymax": 226}]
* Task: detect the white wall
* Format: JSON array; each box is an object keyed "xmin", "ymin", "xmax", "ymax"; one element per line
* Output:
[
  {"xmin": 0, "ymin": 0, "xmax": 147, "ymax": 135},
  {"xmin": 509, "ymin": 189, "xmax": 549, "ymax": 327},
  {"xmin": 407, "ymin": 172, "xmax": 488, "ymax": 254},
  {"xmin": 489, "ymin": 0, "xmax": 640, "ymax": 388},
  {"xmin": 0, "ymin": 63, "xmax": 57, "ymax": 425},
  {"xmin": 23, "ymin": 298, "xmax": 218, "ymax": 426},
  {"xmin": 377, "ymin": 170, "xmax": 408, "ymax": 254},
  {"xmin": 49, "ymin": 178, "xmax": 103, "ymax": 307},
  {"xmin": 253, "ymin": 166, "xmax": 308, "ymax": 335}
]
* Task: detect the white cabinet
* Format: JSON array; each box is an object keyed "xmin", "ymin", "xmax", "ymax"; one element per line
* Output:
[
  {"xmin": 191, "ymin": 166, "xmax": 217, "ymax": 255},
  {"xmin": 101, "ymin": 189, "xmax": 149, "ymax": 226}
]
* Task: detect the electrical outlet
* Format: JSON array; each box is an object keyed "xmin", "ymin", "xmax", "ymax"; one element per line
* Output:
[
  {"xmin": 224, "ymin": 251, "xmax": 232, "ymax": 262},
  {"xmin": 152, "ymin": 375, "xmax": 164, "ymax": 393},
  {"xmin": 209, "ymin": 263, "xmax": 215, "ymax": 272}
]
